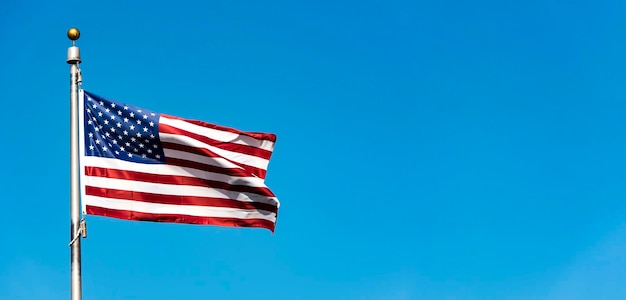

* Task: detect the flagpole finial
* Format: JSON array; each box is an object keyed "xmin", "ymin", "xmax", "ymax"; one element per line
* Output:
[
  {"xmin": 66, "ymin": 28, "xmax": 81, "ymax": 64},
  {"xmin": 67, "ymin": 28, "xmax": 80, "ymax": 41}
]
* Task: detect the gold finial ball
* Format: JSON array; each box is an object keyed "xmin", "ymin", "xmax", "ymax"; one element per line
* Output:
[{"xmin": 67, "ymin": 28, "xmax": 80, "ymax": 41}]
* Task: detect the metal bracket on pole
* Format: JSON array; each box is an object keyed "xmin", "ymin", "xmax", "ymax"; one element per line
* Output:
[
  {"xmin": 81, "ymin": 219, "xmax": 87, "ymax": 238},
  {"xmin": 68, "ymin": 219, "xmax": 87, "ymax": 247},
  {"xmin": 77, "ymin": 68, "xmax": 83, "ymax": 86}
]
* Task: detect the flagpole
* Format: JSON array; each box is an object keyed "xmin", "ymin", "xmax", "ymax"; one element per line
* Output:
[{"xmin": 67, "ymin": 27, "xmax": 83, "ymax": 300}]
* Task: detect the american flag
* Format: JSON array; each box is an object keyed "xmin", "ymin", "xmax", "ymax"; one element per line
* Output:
[{"xmin": 79, "ymin": 90, "xmax": 280, "ymax": 232}]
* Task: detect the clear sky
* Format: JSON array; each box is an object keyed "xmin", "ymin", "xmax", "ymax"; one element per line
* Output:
[{"xmin": 2, "ymin": 1, "xmax": 626, "ymax": 299}]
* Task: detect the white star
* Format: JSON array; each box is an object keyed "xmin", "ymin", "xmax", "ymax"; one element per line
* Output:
[
  {"xmin": 103, "ymin": 120, "xmax": 109, "ymax": 125},
  {"xmin": 136, "ymin": 119, "xmax": 142, "ymax": 125},
  {"xmin": 150, "ymin": 134, "xmax": 155, "ymax": 139},
  {"xmin": 149, "ymin": 121, "xmax": 154, "ymax": 127},
  {"xmin": 112, "ymin": 140, "xmax": 118, "ymax": 144},
  {"xmin": 120, "ymin": 147, "xmax": 125, "ymax": 152},
  {"xmin": 125, "ymin": 142, "xmax": 131, "ymax": 147},
  {"xmin": 105, "ymin": 132, "xmax": 110, "ymax": 137},
  {"xmin": 88, "ymin": 133, "xmax": 93, "ymax": 138},
  {"xmin": 147, "ymin": 149, "xmax": 152, "ymax": 154},
  {"xmin": 124, "ymin": 106, "xmax": 128, "ymax": 110},
  {"xmin": 131, "ymin": 137, "xmax": 136, "ymax": 142},
  {"xmin": 124, "ymin": 118, "xmax": 129, "ymax": 123},
  {"xmin": 129, "ymin": 112, "xmax": 135, "ymax": 118},
  {"xmin": 139, "ymin": 143, "xmax": 145, "ymax": 148},
  {"xmin": 143, "ymin": 127, "xmax": 148, "ymax": 132},
  {"xmin": 92, "ymin": 104, "xmax": 97, "ymax": 109},
  {"xmin": 129, "ymin": 125, "xmax": 135, "ymax": 130},
  {"xmin": 110, "ymin": 115, "xmax": 116, "ymax": 120},
  {"xmin": 102, "ymin": 146, "xmax": 107, "ymax": 152},
  {"xmin": 110, "ymin": 127, "xmax": 115, "ymax": 132},
  {"xmin": 127, "ymin": 153, "xmax": 133, "ymax": 157},
  {"xmin": 137, "ymin": 109, "xmax": 142, "ymax": 113},
  {"xmin": 123, "ymin": 130, "xmax": 128, "ymax": 136},
  {"xmin": 95, "ymin": 140, "xmax": 101, "ymax": 144},
  {"xmin": 151, "ymin": 113, "xmax": 155, "ymax": 116},
  {"xmin": 105, "ymin": 108, "xmax": 110, "ymax": 113},
  {"xmin": 142, "ymin": 154, "xmax": 147, "ymax": 158},
  {"xmin": 117, "ymin": 122, "xmax": 122, "ymax": 128},
  {"xmin": 143, "ymin": 114, "xmax": 148, "ymax": 119},
  {"xmin": 89, "ymin": 145, "xmax": 94, "ymax": 150},
  {"xmin": 118, "ymin": 110, "xmax": 122, "ymax": 115},
  {"xmin": 115, "ymin": 151, "xmax": 119, "ymax": 155},
  {"xmin": 98, "ymin": 112, "xmax": 103, "ymax": 117},
  {"xmin": 155, "ymin": 154, "xmax": 161, "ymax": 159},
  {"xmin": 136, "ymin": 132, "xmax": 142, "ymax": 138},
  {"xmin": 111, "ymin": 103, "xmax": 116, "ymax": 108},
  {"xmin": 99, "ymin": 101, "xmax": 104, "ymax": 106},
  {"xmin": 88, "ymin": 120, "xmax": 92, "ymax": 125}
]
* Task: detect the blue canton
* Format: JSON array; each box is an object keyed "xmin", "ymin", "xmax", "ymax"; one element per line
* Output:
[{"xmin": 83, "ymin": 91, "xmax": 166, "ymax": 164}]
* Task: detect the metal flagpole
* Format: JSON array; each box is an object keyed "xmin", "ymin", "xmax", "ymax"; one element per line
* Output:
[{"xmin": 67, "ymin": 27, "xmax": 83, "ymax": 300}]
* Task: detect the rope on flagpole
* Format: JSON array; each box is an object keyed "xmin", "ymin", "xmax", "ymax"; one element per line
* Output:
[{"xmin": 69, "ymin": 219, "xmax": 87, "ymax": 247}]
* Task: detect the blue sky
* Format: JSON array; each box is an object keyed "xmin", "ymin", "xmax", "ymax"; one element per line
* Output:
[{"xmin": 2, "ymin": 0, "xmax": 626, "ymax": 299}]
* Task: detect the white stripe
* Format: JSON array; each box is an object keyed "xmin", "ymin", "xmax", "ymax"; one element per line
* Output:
[
  {"xmin": 84, "ymin": 196, "xmax": 277, "ymax": 222},
  {"xmin": 83, "ymin": 156, "xmax": 267, "ymax": 187},
  {"xmin": 83, "ymin": 175, "xmax": 279, "ymax": 206},
  {"xmin": 160, "ymin": 116, "xmax": 275, "ymax": 151},
  {"xmin": 160, "ymin": 132, "xmax": 270, "ymax": 171}
]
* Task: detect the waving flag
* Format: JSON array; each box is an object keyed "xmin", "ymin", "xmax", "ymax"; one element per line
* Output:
[{"xmin": 79, "ymin": 90, "xmax": 279, "ymax": 232}]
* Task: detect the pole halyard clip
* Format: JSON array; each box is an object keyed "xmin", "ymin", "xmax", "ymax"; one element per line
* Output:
[
  {"xmin": 77, "ymin": 66, "xmax": 83, "ymax": 86},
  {"xmin": 81, "ymin": 218, "xmax": 87, "ymax": 238}
]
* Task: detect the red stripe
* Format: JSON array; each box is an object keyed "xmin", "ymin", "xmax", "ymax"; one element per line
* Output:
[
  {"xmin": 160, "ymin": 123, "xmax": 274, "ymax": 160},
  {"xmin": 161, "ymin": 114, "xmax": 277, "ymax": 142},
  {"xmin": 85, "ymin": 186, "xmax": 278, "ymax": 213},
  {"xmin": 86, "ymin": 166, "xmax": 275, "ymax": 198},
  {"xmin": 165, "ymin": 157, "xmax": 257, "ymax": 179},
  {"xmin": 86, "ymin": 205, "xmax": 276, "ymax": 232},
  {"xmin": 162, "ymin": 142, "xmax": 267, "ymax": 179}
]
